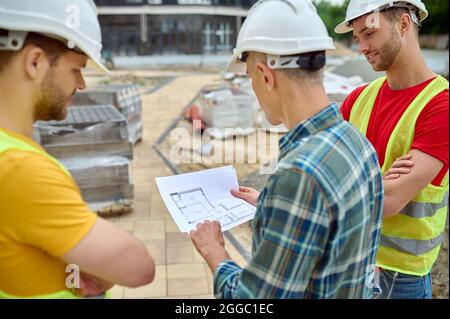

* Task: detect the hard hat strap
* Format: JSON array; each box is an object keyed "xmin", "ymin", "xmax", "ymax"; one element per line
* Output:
[
  {"xmin": 0, "ymin": 30, "xmax": 84, "ymax": 56},
  {"xmin": 0, "ymin": 30, "xmax": 27, "ymax": 51},
  {"xmin": 237, "ymin": 51, "xmax": 249, "ymax": 64},
  {"xmin": 378, "ymin": 2, "xmax": 421, "ymax": 26},
  {"xmin": 267, "ymin": 51, "xmax": 326, "ymax": 70}
]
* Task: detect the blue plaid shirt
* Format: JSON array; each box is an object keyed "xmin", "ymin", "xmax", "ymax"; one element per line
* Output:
[{"xmin": 214, "ymin": 104, "xmax": 384, "ymax": 299}]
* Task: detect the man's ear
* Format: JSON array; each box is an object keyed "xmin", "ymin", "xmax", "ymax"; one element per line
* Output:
[
  {"xmin": 399, "ymin": 13, "xmax": 412, "ymax": 37},
  {"xmin": 256, "ymin": 62, "xmax": 276, "ymax": 91},
  {"xmin": 22, "ymin": 46, "xmax": 50, "ymax": 83}
]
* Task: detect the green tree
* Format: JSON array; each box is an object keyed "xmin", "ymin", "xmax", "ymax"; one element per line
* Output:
[
  {"xmin": 421, "ymin": 0, "xmax": 449, "ymax": 35},
  {"xmin": 313, "ymin": 0, "xmax": 351, "ymax": 40}
]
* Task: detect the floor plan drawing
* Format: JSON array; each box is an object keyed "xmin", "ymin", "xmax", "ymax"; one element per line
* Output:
[
  {"xmin": 170, "ymin": 187, "xmax": 255, "ymax": 228},
  {"xmin": 156, "ymin": 165, "xmax": 256, "ymax": 232}
]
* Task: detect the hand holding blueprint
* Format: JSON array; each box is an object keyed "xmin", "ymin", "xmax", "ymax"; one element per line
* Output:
[{"xmin": 155, "ymin": 166, "xmax": 256, "ymax": 233}]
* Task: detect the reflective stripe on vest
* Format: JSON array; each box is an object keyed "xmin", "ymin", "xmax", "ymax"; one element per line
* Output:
[
  {"xmin": 0, "ymin": 289, "xmax": 112, "ymax": 299},
  {"xmin": 0, "ymin": 129, "xmax": 70, "ymax": 177},
  {"xmin": 0, "ymin": 289, "xmax": 81, "ymax": 299},
  {"xmin": 400, "ymin": 192, "xmax": 448, "ymax": 218},
  {"xmin": 349, "ymin": 75, "xmax": 449, "ymax": 276},
  {"xmin": 380, "ymin": 232, "xmax": 445, "ymax": 256}
]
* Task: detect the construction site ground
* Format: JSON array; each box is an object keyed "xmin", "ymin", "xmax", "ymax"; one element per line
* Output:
[
  {"xmin": 98, "ymin": 70, "xmax": 246, "ymax": 299},
  {"xmin": 86, "ymin": 69, "xmax": 448, "ymax": 299}
]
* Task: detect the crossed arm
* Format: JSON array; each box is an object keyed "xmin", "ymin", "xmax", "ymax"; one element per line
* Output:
[
  {"xmin": 382, "ymin": 149, "xmax": 444, "ymax": 216},
  {"xmin": 233, "ymin": 149, "xmax": 444, "ymax": 217},
  {"xmin": 62, "ymin": 218, "xmax": 155, "ymax": 296}
]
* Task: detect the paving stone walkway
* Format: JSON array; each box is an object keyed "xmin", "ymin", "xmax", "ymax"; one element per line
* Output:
[{"xmin": 108, "ymin": 72, "xmax": 248, "ymax": 299}]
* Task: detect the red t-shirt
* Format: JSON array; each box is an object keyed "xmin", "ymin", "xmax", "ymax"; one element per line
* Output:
[{"xmin": 341, "ymin": 77, "xmax": 449, "ymax": 186}]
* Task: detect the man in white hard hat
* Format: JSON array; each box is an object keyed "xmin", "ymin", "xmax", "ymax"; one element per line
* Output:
[
  {"xmin": 0, "ymin": 0, "xmax": 155, "ymax": 298},
  {"xmin": 335, "ymin": 0, "xmax": 449, "ymax": 299},
  {"xmin": 190, "ymin": 0, "xmax": 384, "ymax": 299}
]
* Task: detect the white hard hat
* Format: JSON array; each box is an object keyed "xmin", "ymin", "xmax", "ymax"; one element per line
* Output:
[
  {"xmin": 226, "ymin": 0, "xmax": 335, "ymax": 73},
  {"xmin": 0, "ymin": 0, "xmax": 109, "ymax": 73},
  {"xmin": 334, "ymin": 0, "xmax": 428, "ymax": 34}
]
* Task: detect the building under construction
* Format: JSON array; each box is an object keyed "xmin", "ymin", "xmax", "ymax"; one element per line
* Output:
[{"xmin": 94, "ymin": 0, "xmax": 257, "ymax": 55}]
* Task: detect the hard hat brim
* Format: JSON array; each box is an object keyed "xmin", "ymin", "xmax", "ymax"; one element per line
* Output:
[
  {"xmin": 334, "ymin": 20, "xmax": 353, "ymax": 34},
  {"xmin": 87, "ymin": 58, "xmax": 110, "ymax": 74},
  {"xmin": 225, "ymin": 55, "xmax": 246, "ymax": 73}
]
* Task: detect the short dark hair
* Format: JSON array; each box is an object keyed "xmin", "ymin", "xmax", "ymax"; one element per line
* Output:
[
  {"xmin": 349, "ymin": 7, "xmax": 420, "ymax": 37},
  {"xmin": 0, "ymin": 31, "xmax": 68, "ymax": 73},
  {"xmin": 278, "ymin": 52, "xmax": 325, "ymax": 85},
  {"xmin": 383, "ymin": 7, "xmax": 420, "ymax": 36}
]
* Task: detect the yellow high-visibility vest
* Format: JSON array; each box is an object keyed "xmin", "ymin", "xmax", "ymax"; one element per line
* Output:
[
  {"xmin": 0, "ymin": 129, "xmax": 110, "ymax": 299},
  {"xmin": 349, "ymin": 75, "xmax": 449, "ymax": 276}
]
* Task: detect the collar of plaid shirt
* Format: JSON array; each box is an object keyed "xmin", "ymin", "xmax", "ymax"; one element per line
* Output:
[{"xmin": 279, "ymin": 103, "xmax": 342, "ymax": 159}]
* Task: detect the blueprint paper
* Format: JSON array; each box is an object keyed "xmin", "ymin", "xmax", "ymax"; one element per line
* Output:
[{"xmin": 155, "ymin": 166, "xmax": 256, "ymax": 233}]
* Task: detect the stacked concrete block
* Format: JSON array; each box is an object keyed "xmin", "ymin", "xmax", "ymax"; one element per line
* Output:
[
  {"xmin": 71, "ymin": 84, "xmax": 143, "ymax": 144},
  {"xmin": 198, "ymin": 86, "xmax": 255, "ymax": 131},
  {"xmin": 33, "ymin": 104, "xmax": 134, "ymax": 212}
]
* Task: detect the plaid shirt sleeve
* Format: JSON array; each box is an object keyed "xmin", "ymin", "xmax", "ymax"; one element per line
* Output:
[{"xmin": 213, "ymin": 168, "xmax": 331, "ymax": 299}]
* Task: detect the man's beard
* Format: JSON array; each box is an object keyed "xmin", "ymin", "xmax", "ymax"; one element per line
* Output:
[
  {"xmin": 34, "ymin": 71, "xmax": 71, "ymax": 121},
  {"xmin": 371, "ymin": 26, "xmax": 402, "ymax": 71}
]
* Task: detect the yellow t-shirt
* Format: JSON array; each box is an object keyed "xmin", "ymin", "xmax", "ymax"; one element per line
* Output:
[{"xmin": 0, "ymin": 127, "xmax": 97, "ymax": 297}]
